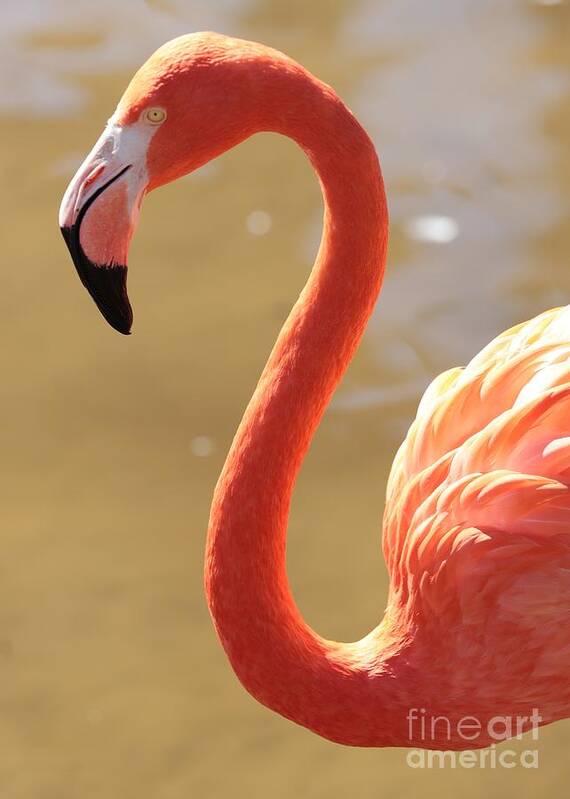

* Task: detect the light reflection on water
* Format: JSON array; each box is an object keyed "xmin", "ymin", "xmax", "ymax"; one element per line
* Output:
[
  {"xmin": 1, "ymin": 1, "xmax": 569, "ymax": 797},
  {"xmin": 347, "ymin": 0, "xmax": 570, "ymax": 383},
  {"xmin": 0, "ymin": 1, "xmax": 250, "ymax": 116}
]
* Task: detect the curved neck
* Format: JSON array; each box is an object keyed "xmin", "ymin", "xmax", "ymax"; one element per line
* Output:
[{"xmin": 204, "ymin": 62, "xmax": 405, "ymax": 746}]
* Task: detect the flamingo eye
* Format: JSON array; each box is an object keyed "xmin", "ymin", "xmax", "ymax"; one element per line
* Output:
[{"xmin": 143, "ymin": 107, "xmax": 167, "ymax": 125}]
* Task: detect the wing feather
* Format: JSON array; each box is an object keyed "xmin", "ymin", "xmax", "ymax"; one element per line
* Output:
[{"xmin": 384, "ymin": 306, "xmax": 570, "ymax": 585}]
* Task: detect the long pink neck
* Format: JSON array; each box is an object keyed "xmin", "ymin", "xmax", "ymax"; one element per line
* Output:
[{"xmin": 204, "ymin": 60, "xmax": 407, "ymax": 746}]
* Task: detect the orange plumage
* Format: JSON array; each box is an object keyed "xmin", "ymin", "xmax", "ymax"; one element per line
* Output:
[
  {"xmin": 60, "ymin": 33, "xmax": 570, "ymax": 750},
  {"xmin": 383, "ymin": 306, "xmax": 570, "ymax": 743}
]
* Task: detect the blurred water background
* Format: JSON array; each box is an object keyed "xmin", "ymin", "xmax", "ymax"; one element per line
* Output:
[{"xmin": 0, "ymin": 0, "xmax": 569, "ymax": 796}]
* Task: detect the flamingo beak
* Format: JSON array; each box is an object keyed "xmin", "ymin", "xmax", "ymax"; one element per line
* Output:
[{"xmin": 59, "ymin": 121, "xmax": 149, "ymax": 334}]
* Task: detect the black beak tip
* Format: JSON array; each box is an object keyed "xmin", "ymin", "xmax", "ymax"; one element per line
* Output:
[
  {"xmin": 61, "ymin": 225, "xmax": 133, "ymax": 335},
  {"xmin": 104, "ymin": 302, "xmax": 133, "ymax": 336}
]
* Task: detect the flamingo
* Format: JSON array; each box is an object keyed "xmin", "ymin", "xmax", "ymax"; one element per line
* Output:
[{"xmin": 59, "ymin": 32, "xmax": 570, "ymax": 750}]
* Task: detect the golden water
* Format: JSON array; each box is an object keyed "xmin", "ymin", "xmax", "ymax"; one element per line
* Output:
[{"xmin": 1, "ymin": 0, "xmax": 569, "ymax": 795}]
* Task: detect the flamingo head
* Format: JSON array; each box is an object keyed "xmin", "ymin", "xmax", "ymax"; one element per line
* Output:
[{"xmin": 59, "ymin": 32, "xmax": 264, "ymax": 334}]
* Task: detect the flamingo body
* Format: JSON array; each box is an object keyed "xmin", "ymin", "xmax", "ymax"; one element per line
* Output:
[
  {"xmin": 59, "ymin": 32, "xmax": 570, "ymax": 750},
  {"xmin": 383, "ymin": 306, "xmax": 570, "ymax": 738}
]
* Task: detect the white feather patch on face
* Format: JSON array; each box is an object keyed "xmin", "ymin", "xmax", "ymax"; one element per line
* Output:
[
  {"xmin": 105, "ymin": 110, "xmax": 163, "ymax": 206},
  {"xmin": 59, "ymin": 111, "xmax": 162, "ymax": 230}
]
